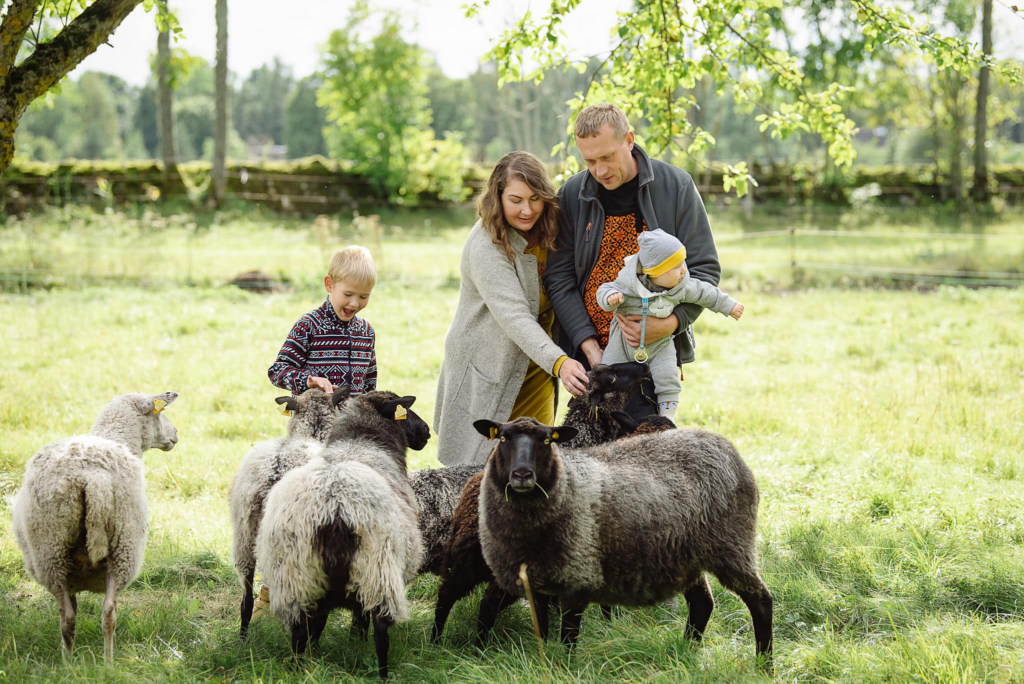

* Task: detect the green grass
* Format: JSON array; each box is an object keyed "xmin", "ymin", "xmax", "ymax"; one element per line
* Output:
[{"xmin": 1, "ymin": 208, "xmax": 1024, "ymax": 681}]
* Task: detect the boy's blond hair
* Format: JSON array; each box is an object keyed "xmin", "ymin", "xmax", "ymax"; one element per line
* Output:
[
  {"xmin": 328, "ymin": 246, "xmax": 377, "ymax": 288},
  {"xmin": 574, "ymin": 103, "xmax": 631, "ymax": 140}
]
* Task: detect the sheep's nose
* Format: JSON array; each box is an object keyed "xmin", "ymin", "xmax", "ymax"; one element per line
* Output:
[{"xmin": 511, "ymin": 468, "xmax": 534, "ymax": 484}]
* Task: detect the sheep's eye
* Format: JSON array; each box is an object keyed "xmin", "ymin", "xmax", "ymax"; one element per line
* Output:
[
  {"xmin": 544, "ymin": 438, "xmax": 550, "ymax": 445},
  {"xmin": 500, "ymin": 436, "xmax": 506, "ymax": 442}
]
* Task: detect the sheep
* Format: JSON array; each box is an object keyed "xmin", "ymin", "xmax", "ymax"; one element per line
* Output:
[
  {"xmin": 230, "ymin": 385, "xmax": 349, "ymax": 639},
  {"xmin": 409, "ymin": 465, "xmax": 482, "ymax": 577},
  {"xmin": 255, "ymin": 390, "xmax": 430, "ymax": 679},
  {"xmin": 12, "ymin": 392, "xmax": 180, "ymax": 660},
  {"xmin": 430, "ymin": 362, "xmax": 657, "ymax": 643},
  {"xmin": 474, "ymin": 417, "xmax": 773, "ymax": 669}
]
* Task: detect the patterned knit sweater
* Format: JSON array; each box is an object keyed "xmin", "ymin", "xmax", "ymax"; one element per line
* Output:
[{"xmin": 268, "ymin": 298, "xmax": 378, "ymax": 395}]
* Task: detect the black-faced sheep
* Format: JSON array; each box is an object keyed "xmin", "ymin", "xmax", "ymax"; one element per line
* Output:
[
  {"xmin": 230, "ymin": 385, "xmax": 349, "ymax": 639},
  {"xmin": 254, "ymin": 390, "xmax": 429, "ymax": 679},
  {"xmin": 474, "ymin": 417, "xmax": 773, "ymax": 669},
  {"xmin": 12, "ymin": 392, "xmax": 180, "ymax": 660},
  {"xmin": 430, "ymin": 362, "xmax": 655, "ymax": 644}
]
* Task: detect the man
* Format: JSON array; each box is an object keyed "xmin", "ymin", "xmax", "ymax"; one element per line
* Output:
[{"xmin": 544, "ymin": 103, "xmax": 722, "ymax": 420}]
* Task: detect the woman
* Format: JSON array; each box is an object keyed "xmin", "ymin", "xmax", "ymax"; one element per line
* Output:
[{"xmin": 434, "ymin": 151, "xmax": 590, "ymax": 466}]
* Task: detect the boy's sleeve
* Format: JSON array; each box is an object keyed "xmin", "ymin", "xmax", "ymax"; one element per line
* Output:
[
  {"xmin": 364, "ymin": 323, "xmax": 378, "ymax": 392},
  {"xmin": 268, "ymin": 318, "xmax": 313, "ymax": 394},
  {"xmin": 595, "ymin": 281, "xmax": 626, "ymax": 312},
  {"xmin": 678, "ymin": 276, "xmax": 737, "ymax": 316}
]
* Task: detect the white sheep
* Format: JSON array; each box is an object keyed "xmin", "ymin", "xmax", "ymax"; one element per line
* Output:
[
  {"xmin": 12, "ymin": 392, "xmax": 179, "ymax": 660},
  {"xmin": 229, "ymin": 386, "xmax": 348, "ymax": 639}
]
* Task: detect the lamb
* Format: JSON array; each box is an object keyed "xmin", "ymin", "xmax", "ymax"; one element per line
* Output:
[
  {"xmin": 474, "ymin": 417, "xmax": 773, "ymax": 669},
  {"xmin": 12, "ymin": 392, "xmax": 180, "ymax": 660},
  {"xmin": 230, "ymin": 385, "xmax": 349, "ymax": 639},
  {"xmin": 254, "ymin": 390, "xmax": 430, "ymax": 679},
  {"xmin": 430, "ymin": 362, "xmax": 657, "ymax": 643}
]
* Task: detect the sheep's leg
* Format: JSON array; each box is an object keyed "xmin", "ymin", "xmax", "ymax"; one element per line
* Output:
[
  {"xmin": 600, "ymin": 604, "xmax": 614, "ymax": 621},
  {"xmin": 290, "ymin": 613, "xmax": 312, "ymax": 656},
  {"xmin": 716, "ymin": 570, "xmax": 773, "ymax": 670},
  {"xmin": 58, "ymin": 586, "xmax": 77, "ymax": 656},
  {"xmin": 474, "ymin": 582, "xmax": 517, "ymax": 646},
  {"xmin": 308, "ymin": 611, "xmax": 331, "ymax": 648},
  {"xmin": 239, "ymin": 567, "xmax": 255, "ymax": 640},
  {"xmin": 350, "ymin": 606, "xmax": 370, "ymax": 641},
  {"xmin": 559, "ymin": 602, "xmax": 587, "ymax": 648},
  {"xmin": 682, "ymin": 575, "xmax": 715, "ymax": 641},
  {"xmin": 371, "ymin": 611, "xmax": 391, "ymax": 680},
  {"xmin": 431, "ymin": 575, "xmax": 479, "ymax": 642},
  {"xmin": 536, "ymin": 594, "xmax": 551, "ymax": 641},
  {"xmin": 101, "ymin": 571, "xmax": 117, "ymax": 662}
]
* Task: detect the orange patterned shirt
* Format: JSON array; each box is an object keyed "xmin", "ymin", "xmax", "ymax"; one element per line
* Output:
[{"xmin": 584, "ymin": 215, "xmax": 647, "ymax": 347}]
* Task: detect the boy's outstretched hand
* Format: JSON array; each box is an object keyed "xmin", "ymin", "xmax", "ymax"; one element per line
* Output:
[
  {"xmin": 307, "ymin": 376, "xmax": 335, "ymax": 393},
  {"xmin": 730, "ymin": 302, "xmax": 744, "ymax": 320}
]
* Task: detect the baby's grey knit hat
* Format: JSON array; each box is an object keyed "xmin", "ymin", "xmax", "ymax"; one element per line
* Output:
[{"xmin": 637, "ymin": 229, "xmax": 686, "ymax": 276}]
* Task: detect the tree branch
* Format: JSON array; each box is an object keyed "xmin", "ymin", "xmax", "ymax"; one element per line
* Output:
[
  {"xmin": 0, "ymin": 0, "xmax": 41, "ymax": 81},
  {"xmin": 3, "ymin": 0, "xmax": 142, "ymax": 120}
]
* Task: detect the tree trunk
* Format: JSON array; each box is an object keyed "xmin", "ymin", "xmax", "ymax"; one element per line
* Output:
[
  {"xmin": 971, "ymin": 0, "xmax": 992, "ymax": 202},
  {"xmin": 157, "ymin": 26, "xmax": 178, "ymax": 179},
  {"xmin": 0, "ymin": 0, "xmax": 144, "ymax": 176},
  {"xmin": 212, "ymin": 0, "xmax": 228, "ymax": 206}
]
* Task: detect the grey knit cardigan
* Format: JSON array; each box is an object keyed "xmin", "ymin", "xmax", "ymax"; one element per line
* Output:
[{"xmin": 434, "ymin": 221, "xmax": 565, "ymax": 466}]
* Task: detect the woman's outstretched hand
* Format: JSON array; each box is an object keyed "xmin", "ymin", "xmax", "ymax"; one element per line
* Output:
[{"xmin": 558, "ymin": 358, "xmax": 590, "ymax": 397}]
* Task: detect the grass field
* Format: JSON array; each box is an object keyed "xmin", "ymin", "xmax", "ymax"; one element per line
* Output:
[{"xmin": 1, "ymin": 207, "xmax": 1023, "ymax": 682}]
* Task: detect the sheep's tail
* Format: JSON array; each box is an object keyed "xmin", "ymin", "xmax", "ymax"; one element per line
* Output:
[{"xmin": 83, "ymin": 473, "xmax": 114, "ymax": 564}]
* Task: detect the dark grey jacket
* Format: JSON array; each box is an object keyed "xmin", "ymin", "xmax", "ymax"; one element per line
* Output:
[{"xmin": 545, "ymin": 143, "xmax": 721, "ymax": 365}]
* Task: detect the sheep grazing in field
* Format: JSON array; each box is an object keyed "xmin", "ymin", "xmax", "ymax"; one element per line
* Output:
[
  {"xmin": 230, "ymin": 385, "xmax": 349, "ymax": 639},
  {"xmin": 12, "ymin": 392, "xmax": 180, "ymax": 660},
  {"xmin": 431, "ymin": 362, "xmax": 657, "ymax": 644},
  {"xmin": 474, "ymin": 417, "xmax": 773, "ymax": 669},
  {"xmin": 255, "ymin": 390, "xmax": 429, "ymax": 679},
  {"xmin": 409, "ymin": 465, "xmax": 482, "ymax": 576}
]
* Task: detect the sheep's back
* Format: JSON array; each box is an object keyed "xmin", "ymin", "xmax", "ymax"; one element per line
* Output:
[{"xmin": 410, "ymin": 464, "xmax": 482, "ymax": 576}]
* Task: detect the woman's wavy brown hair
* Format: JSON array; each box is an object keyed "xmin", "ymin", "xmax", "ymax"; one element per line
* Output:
[{"xmin": 477, "ymin": 151, "xmax": 561, "ymax": 262}]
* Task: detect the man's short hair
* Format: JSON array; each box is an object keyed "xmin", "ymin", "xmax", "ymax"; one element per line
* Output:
[
  {"xmin": 328, "ymin": 245, "xmax": 376, "ymax": 288},
  {"xmin": 574, "ymin": 103, "xmax": 631, "ymax": 140}
]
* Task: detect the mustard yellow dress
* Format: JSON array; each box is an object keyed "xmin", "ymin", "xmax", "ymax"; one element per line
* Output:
[{"xmin": 509, "ymin": 245, "xmax": 567, "ymax": 426}]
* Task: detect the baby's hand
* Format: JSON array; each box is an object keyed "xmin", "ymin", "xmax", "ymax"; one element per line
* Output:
[
  {"xmin": 730, "ymin": 302, "xmax": 744, "ymax": 320},
  {"xmin": 307, "ymin": 376, "xmax": 335, "ymax": 393},
  {"xmin": 607, "ymin": 292, "xmax": 624, "ymax": 307}
]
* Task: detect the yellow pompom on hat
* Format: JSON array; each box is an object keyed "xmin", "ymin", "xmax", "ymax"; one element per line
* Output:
[{"xmin": 638, "ymin": 229, "xmax": 686, "ymax": 277}]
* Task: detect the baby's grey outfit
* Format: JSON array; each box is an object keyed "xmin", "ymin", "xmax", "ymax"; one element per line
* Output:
[{"xmin": 596, "ymin": 253, "xmax": 737, "ymax": 404}]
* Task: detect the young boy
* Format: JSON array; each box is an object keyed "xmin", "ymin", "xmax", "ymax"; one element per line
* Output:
[
  {"xmin": 596, "ymin": 229, "xmax": 743, "ymax": 418},
  {"xmin": 268, "ymin": 245, "xmax": 378, "ymax": 397}
]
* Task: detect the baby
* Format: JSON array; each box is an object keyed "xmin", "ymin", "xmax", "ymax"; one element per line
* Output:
[{"xmin": 596, "ymin": 229, "xmax": 743, "ymax": 418}]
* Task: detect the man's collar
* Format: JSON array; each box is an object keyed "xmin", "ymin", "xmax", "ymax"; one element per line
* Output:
[{"xmin": 578, "ymin": 142, "xmax": 654, "ymax": 201}]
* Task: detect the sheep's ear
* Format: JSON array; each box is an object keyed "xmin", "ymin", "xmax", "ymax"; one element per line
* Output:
[
  {"xmin": 381, "ymin": 396, "xmax": 415, "ymax": 421},
  {"xmin": 275, "ymin": 396, "xmax": 300, "ymax": 414},
  {"xmin": 137, "ymin": 391, "xmax": 178, "ymax": 415},
  {"xmin": 473, "ymin": 419, "xmax": 502, "ymax": 440},
  {"xmin": 332, "ymin": 385, "xmax": 351, "ymax": 407},
  {"xmin": 610, "ymin": 411, "xmax": 638, "ymax": 432},
  {"xmin": 549, "ymin": 426, "xmax": 577, "ymax": 444}
]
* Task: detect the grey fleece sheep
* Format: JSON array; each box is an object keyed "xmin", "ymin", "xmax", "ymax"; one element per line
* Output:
[
  {"xmin": 230, "ymin": 385, "xmax": 349, "ymax": 639},
  {"xmin": 12, "ymin": 392, "xmax": 180, "ymax": 660},
  {"xmin": 254, "ymin": 390, "xmax": 430, "ymax": 679},
  {"xmin": 474, "ymin": 417, "xmax": 773, "ymax": 669},
  {"xmin": 409, "ymin": 465, "xmax": 481, "ymax": 576}
]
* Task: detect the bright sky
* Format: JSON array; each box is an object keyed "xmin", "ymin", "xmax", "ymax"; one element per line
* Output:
[
  {"xmin": 73, "ymin": 0, "xmax": 1024, "ymax": 85},
  {"xmin": 75, "ymin": 0, "xmax": 632, "ymax": 85}
]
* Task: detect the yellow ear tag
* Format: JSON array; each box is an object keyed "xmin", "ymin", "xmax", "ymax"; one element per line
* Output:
[
  {"xmin": 152, "ymin": 398, "xmax": 167, "ymax": 415},
  {"xmin": 280, "ymin": 403, "xmax": 292, "ymax": 417},
  {"xmin": 488, "ymin": 427, "xmax": 499, "ymax": 440},
  {"xmin": 551, "ymin": 431, "xmax": 559, "ymax": 441},
  {"xmin": 394, "ymin": 405, "xmax": 408, "ymax": 420}
]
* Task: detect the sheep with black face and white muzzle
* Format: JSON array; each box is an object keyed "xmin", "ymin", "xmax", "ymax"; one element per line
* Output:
[
  {"xmin": 12, "ymin": 392, "xmax": 180, "ymax": 660},
  {"xmin": 474, "ymin": 416, "xmax": 773, "ymax": 670},
  {"xmin": 230, "ymin": 385, "xmax": 349, "ymax": 639},
  {"xmin": 254, "ymin": 390, "xmax": 430, "ymax": 679}
]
